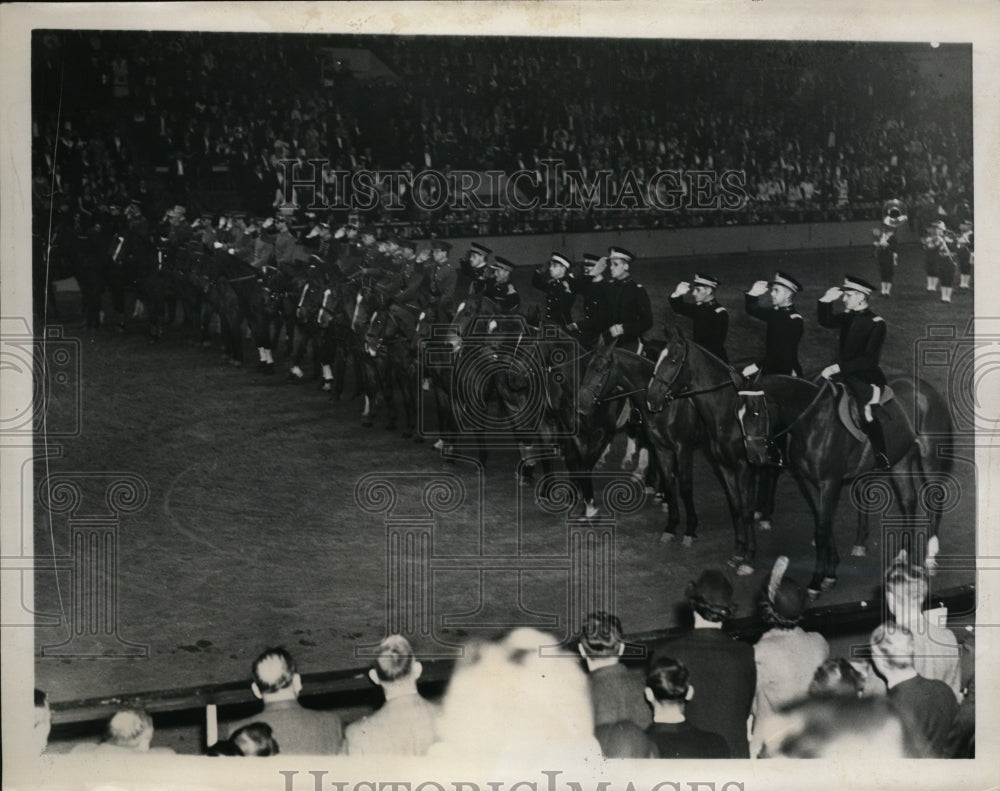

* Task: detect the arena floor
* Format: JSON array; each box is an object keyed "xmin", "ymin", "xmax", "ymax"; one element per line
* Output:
[{"xmin": 31, "ymin": 241, "xmax": 976, "ymax": 704}]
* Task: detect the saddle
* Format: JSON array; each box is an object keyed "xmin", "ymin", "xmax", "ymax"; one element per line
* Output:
[
  {"xmin": 835, "ymin": 382, "xmax": 895, "ymax": 442},
  {"xmin": 832, "ymin": 382, "xmax": 915, "ymax": 471}
]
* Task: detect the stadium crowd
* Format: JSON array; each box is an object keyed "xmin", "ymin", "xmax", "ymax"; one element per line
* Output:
[
  {"xmin": 39, "ymin": 552, "xmax": 974, "ymax": 759},
  {"xmin": 33, "ymin": 33, "xmax": 972, "ymax": 242}
]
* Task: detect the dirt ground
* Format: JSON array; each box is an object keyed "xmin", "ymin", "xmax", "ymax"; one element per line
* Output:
[{"xmin": 31, "ymin": 241, "xmax": 976, "ymax": 704}]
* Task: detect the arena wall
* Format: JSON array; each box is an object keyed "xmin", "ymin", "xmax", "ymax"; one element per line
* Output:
[{"xmin": 443, "ymin": 219, "xmax": 917, "ymax": 264}]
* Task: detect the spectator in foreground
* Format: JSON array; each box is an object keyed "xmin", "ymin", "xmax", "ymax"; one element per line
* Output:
[
  {"xmin": 231, "ymin": 722, "xmax": 280, "ymax": 756},
  {"xmin": 72, "ymin": 708, "xmax": 175, "ymax": 755},
  {"xmin": 595, "ymin": 720, "xmax": 658, "ymax": 759},
  {"xmin": 226, "ymin": 646, "xmax": 344, "ymax": 755},
  {"xmin": 808, "ymin": 658, "xmax": 865, "ymax": 699},
  {"xmin": 870, "ymin": 623, "xmax": 958, "ymax": 757},
  {"xmin": 644, "ymin": 657, "xmax": 730, "ymax": 758},
  {"xmin": 344, "ymin": 634, "xmax": 439, "ymax": 756},
  {"xmin": 750, "ymin": 556, "xmax": 829, "ymax": 755},
  {"xmin": 884, "ymin": 549, "xmax": 962, "ymax": 700},
  {"xmin": 577, "ymin": 611, "xmax": 651, "ymax": 731},
  {"xmin": 428, "ymin": 628, "xmax": 602, "ymax": 763},
  {"xmin": 760, "ymin": 696, "xmax": 922, "ymax": 758},
  {"xmin": 653, "ymin": 569, "xmax": 755, "ymax": 757}
]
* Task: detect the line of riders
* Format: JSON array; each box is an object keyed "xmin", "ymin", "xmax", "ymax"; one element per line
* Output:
[{"xmin": 36, "ymin": 197, "xmax": 954, "ymax": 595}]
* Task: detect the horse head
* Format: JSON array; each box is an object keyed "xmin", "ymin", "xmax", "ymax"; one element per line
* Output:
[
  {"xmin": 735, "ymin": 389, "xmax": 773, "ymax": 467},
  {"xmin": 577, "ymin": 337, "xmax": 617, "ymax": 417},
  {"xmin": 647, "ymin": 327, "xmax": 689, "ymax": 412}
]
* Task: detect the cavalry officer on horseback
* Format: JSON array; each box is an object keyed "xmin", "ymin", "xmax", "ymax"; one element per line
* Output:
[
  {"xmin": 818, "ymin": 275, "xmax": 891, "ymax": 471},
  {"xmin": 424, "ymin": 239, "xmax": 458, "ymax": 323},
  {"xmin": 669, "ymin": 273, "xmax": 729, "ymax": 362},
  {"xmin": 532, "ymin": 251, "xmax": 577, "ymax": 328},
  {"xmin": 567, "ymin": 252, "xmax": 608, "ymax": 349},
  {"xmin": 485, "ymin": 256, "xmax": 521, "ymax": 314},
  {"xmin": 459, "ymin": 242, "xmax": 493, "ymax": 297},
  {"xmin": 597, "ymin": 247, "xmax": 651, "ymax": 354},
  {"xmin": 743, "ymin": 271, "xmax": 804, "ymax": 377}
]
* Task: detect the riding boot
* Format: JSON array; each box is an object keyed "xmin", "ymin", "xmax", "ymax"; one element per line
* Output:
[{"xmin": 862, "ymin": 416, "xmax": 891, "ymax": 470}]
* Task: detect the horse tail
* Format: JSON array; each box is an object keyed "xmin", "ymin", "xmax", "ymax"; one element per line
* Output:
[{"xmin": 892, "ymin": 377, "xmax": 954, "ymax": 474}]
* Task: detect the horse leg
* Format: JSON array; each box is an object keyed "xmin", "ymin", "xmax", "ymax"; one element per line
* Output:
[
  {"xmin": 754, "ymin": 466, "xmax": 780, "ymax": 531},
  {"xmin": 677, "ymin": 442, "xmax": 699, "ymax": 541},
  {"xmin": 809, "ymin": 479, "xmax": 844, "ymax": 597},
  {"xmin": 654, "ymin": 448, "xmax": 682, "ymax": 543}
]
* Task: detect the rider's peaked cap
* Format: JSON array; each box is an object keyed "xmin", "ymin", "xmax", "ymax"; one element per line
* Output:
[
  {"xmin": 431, "ymin": 239, "xmax": 453, "ymax": 252},
  {"xmin": 693, "ymin": 273, "xmax": 720, "ymax": 289},
  {"xmin": 470, "ymin": 242, "xmax": 492, "ymax": 256},
  {"xmin": 608, "ymin": 246, "xmax": 635, "ymax": 263},
  {"xmin": 492, "ymin": 256, "xmax": 515, "ymax": 272},
  {"xmin": 770, "ymin": 271, "xmax": 803, "ymax": 293},
  {"xmin": 550, "ymin": 252, "xmax": 572, "ymax": 268},
  {"xmin": 686, "ymin": 569, "xmax": 735, "ymax": 620},
  {"xmin": 842, "ymin": 275, "xmax": 874, "ymax": 296}
]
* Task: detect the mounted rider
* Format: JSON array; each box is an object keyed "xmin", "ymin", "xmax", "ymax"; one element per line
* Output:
[
  {"xmin": 669, "ymin": 273, "xmax": 729, "ymax": 362},
  {"xmin": 817, "ymin": 275, "xmax": 891, "ymax": 471}
]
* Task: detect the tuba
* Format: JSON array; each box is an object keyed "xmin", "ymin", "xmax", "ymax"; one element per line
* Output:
[{"xmin": 881, "ymin": 198, "xmax": 908, "ymax": 228}]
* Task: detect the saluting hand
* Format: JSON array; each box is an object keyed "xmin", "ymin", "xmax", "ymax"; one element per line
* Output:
[
  {"xmin": 820, "ymin": 286, "xmax": 843, "ymax": 302},
  {"xmin": 747, "ymin": 280, "xmax": 769, "ymax": 297},
  {"xmin": 672, "ymin": 281, "xmax": 690, "ymax": 298}
]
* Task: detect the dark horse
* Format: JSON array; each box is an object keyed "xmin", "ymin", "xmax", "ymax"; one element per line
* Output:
[
  {"xmin": 578, "ymin": 340, "xmax": 702, "ymax": 540},
  {"xmin": 736, "ymin": 373, "xmax": 953, "ymax": 596},
  {"xmin": 646, "ymin": 328, "xmax": 757, "ymax": 575},
  {"xmin": 364, "ymin": 303, "xmax": 422, "ymax": 438}
]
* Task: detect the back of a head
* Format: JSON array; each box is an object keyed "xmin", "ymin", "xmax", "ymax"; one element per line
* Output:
[
  {"xmin": 870, "ymin": 622, "xmax": 916, "ymax": 673},
  {"xmin": 579, "ymin": 611, "xmax": 624, "ymax": 658},
  {"xmin": 34, "ymin": 689, "xmax": 51, "ymax": 755},
  {"xmin": 435, "ymin": 628, "xmax": 597, "ymax": 760},
  {"xmin": 373, "ymin": 634, "xmax": 416, "ymax": 683},
  {"xmin": 808, "ymin": 658, "xmax": 865, "ymax": 699},
  {"xmin": 884, "ymin": 550, "xmax": 928, "ymax": 613},
  {"xmin": 595, "ymin": 720, "xmax": 658, "ymax": 759},
  {"xmin": 231, "ymin": 722, "xmax": 280, "ymax": 756},
  {"xmin": 206, "ymin": 739, "xmax": 243, "ymax": 756},
  {"xmin": 763, "ymin": 697, "xmax": 922, "ymax": 758},
  {"xmin": 645, "ymin": 657, "xmax": 689, "ymax": 703},
  {"xmin": 252, "ymin": 647, "xmax": 297, "ymax": 694},
  {"xmin": 686, "ymin": 569, "xmax": 735, "ymax": 622},
  {"xmin": 104, "ymin": 708, "xmax": 154, "ymax": 750}
]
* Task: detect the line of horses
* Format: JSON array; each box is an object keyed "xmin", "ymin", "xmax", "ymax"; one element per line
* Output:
[{"xmin": 74, "ymin": 233, "xmax": 956, "ymax": 599}]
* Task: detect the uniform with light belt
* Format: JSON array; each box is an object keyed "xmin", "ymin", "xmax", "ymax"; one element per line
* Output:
[
  {"xmin": 484, "ymin": 256, "xmax": 521, "ymax": 314},
  {"xmin": 569, "ymin": 253, "xmax": 608, "ymax": 349}
]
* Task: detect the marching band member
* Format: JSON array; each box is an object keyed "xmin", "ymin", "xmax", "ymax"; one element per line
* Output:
[{"xmin": 873, "ymin": 200, "xmax": 907, "ymax": 298}]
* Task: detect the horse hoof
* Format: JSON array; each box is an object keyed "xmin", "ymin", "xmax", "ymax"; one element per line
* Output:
[
  {"xmin": 851, "ymin": 545, "xmax": 867, "ymax": 557},
  {"xmin": 736, "ymin": 563, "xmax": 755, "ymax": 576},
  {"xmin": 821, "ymin": 577, "xmax": 837, "ymax": 592},
  {"xmin": 620, "ymin": 458, "xmax": 634, "ymax": 471},
  {"xmin": 645, "ymin": 486, "xmax": 656, "ymax": 496},
  {"xmin": 757, "ymin": 520, "xmax": 772, "ymax": 531},
  {"xmin": 660, "ymin": 503, "xmax": 670, "ymax": 513},
  {"xmin": 660, "ymin": 533, "xmax": 675, "ymax": 544},
  {"xmin": 726, "ymin": 554, "xmax": 745, "ymax": 569},
  {"xmin": 681, "ymin": 535, "xmax": 695, "ymax": 548},
  {"xmin": 753, "ymin": 511, "xmax": 763, "ymax": 521},
  {"xmin": 806, "ymin": 588, "xmax": 821, "ymax": 601},
  {"xmin": 585, "ymin": 505, "xmax": 599, "ymax": 519}
]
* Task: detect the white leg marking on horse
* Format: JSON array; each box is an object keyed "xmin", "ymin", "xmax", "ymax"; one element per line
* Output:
[{"xmin": 362, "ymin": 395, "xmax": 371, "ymax": 417}]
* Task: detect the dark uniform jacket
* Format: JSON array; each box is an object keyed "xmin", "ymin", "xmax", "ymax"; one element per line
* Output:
[
  {"xmin": 426, "ymin": 260, "xmax": 458, "ymax": 321},
  {"xmin": 744, "ymin": 294, "xmax": 804, "ymax": 376},
  {"xmin": 532, "ymin": 269, "xmax": 577, "ymax": 326},
  {"xmin": 458, "ymin": 258, "xmax": 492, "ymax": 298},
  {"xmin": 274, "ymin": 229, "xmax": 297, "ymax": 268},
  {"xmin": 816, "ymin": 302, "xmax": 887, "ymax": 387},
  {"xmin": 484, "ymin": 279, "xmax": 521, "ymax": 314},
  {"xmin": 571, "ymin": 276, "xmax": 608, "ymax": 347},
  {"xmin": 602, "ymin": 277, "xmax": 653, "ymax": 347},
  {"xmin": 669, "ymin": 296, "xmax": 729, "ymax": 362}
]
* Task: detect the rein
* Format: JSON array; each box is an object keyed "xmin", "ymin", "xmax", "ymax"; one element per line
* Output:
[{"xmin": 770, "ymin": 379, "xmax": 833, "ymax": 439}]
